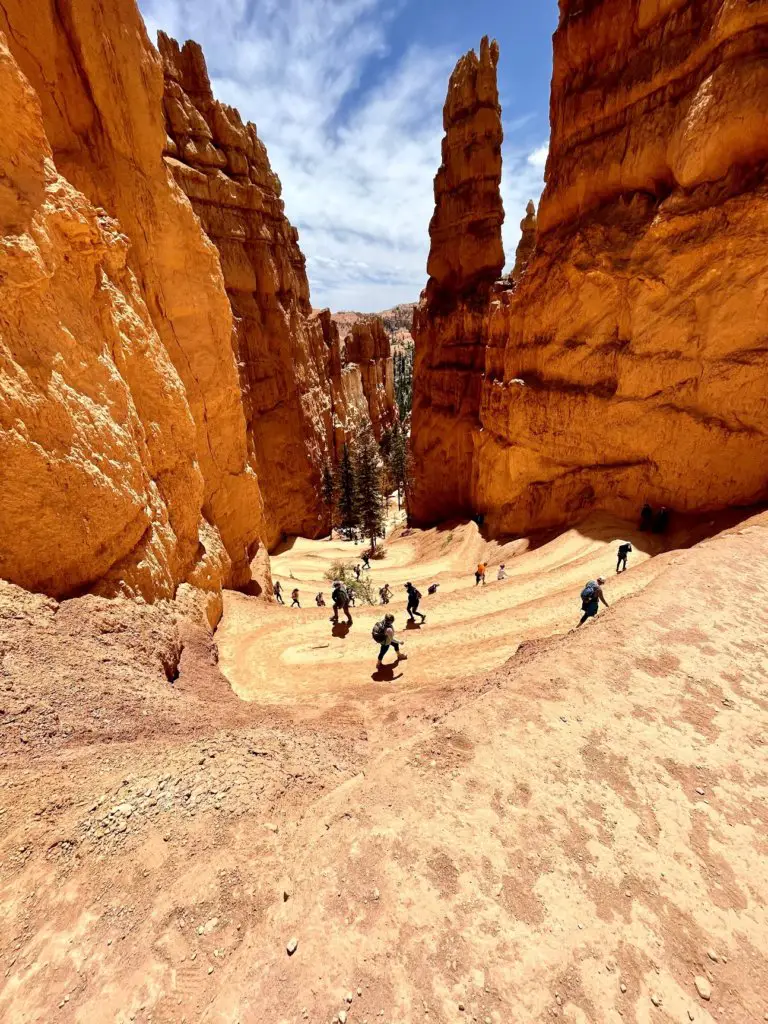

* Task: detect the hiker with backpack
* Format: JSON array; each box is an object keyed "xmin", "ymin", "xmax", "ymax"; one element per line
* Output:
[
  {"xmin": 404, "ymin": 582, "xmax": 426, "ymax": 623},
  {"xmin": 315, "ymin": 592, "xmax": 326, "ymax": 607},
  {"xmin": 373, "ymin": 613, "xmax": 402, "ymax": 670},
  {"xmin": 497, "ymin": 564, "xmax": 507, "ymax": 581},
  {"xmin": 475, "ymin": 563, "xmax": 486, "ymax": 586},
  {"xmin": 379, "ymin": 583, "xmax": 392, "ymax": 605},
  {"xmin": 578, "ymin": 577, "xmax": 608, "ymax": 626},
  {"xmin": 362, "ymin": 552, "xmax": 371, "ymax": 570},
  {"xmin": 354, "ymin": 564, "xmax": 362, "ymax": 580},
  {"xmin": 428, "ymin": 583, "xmax": 439, "ymax": 595},
  {"xmin": 290, "ymin": 588, "xmax": 300, "ymax": 608},
  {"xmin": 273, "ymin": 580, "xmax": 284, "ymax": 605},
  {"xmin": 616, "ymin": 542, "xmax": 632, "ymax": 573},
  {"xmin": 330, "ymin": 580, "xmax": 353, "ymax": 625}
]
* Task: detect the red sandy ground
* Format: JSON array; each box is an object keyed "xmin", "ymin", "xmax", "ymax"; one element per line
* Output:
[{"xmin": 1, "ymin": 513, "xmax": 767, "ymax": 1022}]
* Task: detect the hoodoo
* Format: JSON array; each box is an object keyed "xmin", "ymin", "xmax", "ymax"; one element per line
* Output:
[
  {"xmin": 410, "ymin": 35, "xmax": 505, "ymax": 523},
  {"xmin": 411, "ymin": 3, "xmax": 768, "ymax": 534}
]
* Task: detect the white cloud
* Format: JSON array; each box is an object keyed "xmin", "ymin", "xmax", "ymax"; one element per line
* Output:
[
  {"xmin": 140, "ymin": 0, "xmax": 548, "ymax": 312},
  {"xmin": 527, "ymin": 143, "xmax": 549, "ymax": 168}
]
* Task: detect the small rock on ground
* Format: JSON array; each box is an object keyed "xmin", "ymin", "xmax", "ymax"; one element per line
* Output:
[{"xmin": 694, "ymin": 976, "xmax": 712, "ymax": 1000}]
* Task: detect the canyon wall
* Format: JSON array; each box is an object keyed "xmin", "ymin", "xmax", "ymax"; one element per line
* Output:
[
  {"xmin": 0, "ymin": 0, "xmax": 265, "ymax": 618},
  {"xmin": 412, "ymin": 5, "xmax": 768, "ymax": 534},
  {"xmin": 0, "ymin": 0, "xmax": 398, "ymax": 616}
]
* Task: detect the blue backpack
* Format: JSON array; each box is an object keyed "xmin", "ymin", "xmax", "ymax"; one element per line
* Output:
[{"xmin": 580, "ymin": 581, "xmax": 598, "ymax": 607}]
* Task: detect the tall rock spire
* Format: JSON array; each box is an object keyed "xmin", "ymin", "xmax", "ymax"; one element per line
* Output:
[
  {"xmin": 511, "ymin": 199, "xmax": 537, "ymax": 283},
  {"xmin": 409, "ymin": 39, "xmax": 504, "ymax": 526},
  {"xmin": 425, "ymin": 35, "xmax": 505, "ymax": 303}
]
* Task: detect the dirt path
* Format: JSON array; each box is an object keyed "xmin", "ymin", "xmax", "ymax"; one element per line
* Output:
[
  {"xmin": 2, "ymin": 514, "xmax": 767, "ymax": 1023},
  {"xmin": 218, "ymin": 515, "xmax": 666, "ymax": 710}
]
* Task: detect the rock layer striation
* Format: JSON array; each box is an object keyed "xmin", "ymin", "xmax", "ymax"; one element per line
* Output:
[{"xmin": 412, "ymin": 7, "xmax": 768, "ymax": 533}]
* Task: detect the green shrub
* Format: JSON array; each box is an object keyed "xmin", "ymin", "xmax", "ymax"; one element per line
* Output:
[{"xmin": 323, "ymin": 560, "xmax": 377, "ymax": 606}]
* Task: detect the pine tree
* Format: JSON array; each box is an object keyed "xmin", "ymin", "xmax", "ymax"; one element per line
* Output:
[
  {"xmin": 394, "ymin": 341, "xmax": 414, "ymax": 422},
  {"xmin": 390, "ymin": 420, "xmax": 411, "ymax": 512},
  {"xmin": 354, "ymin": 421, "xmax": 386, "ymax": 551},
  {"xmin": 321, "ymin": 461, "xmax": 336, "ymax": 538},
  {"xmin": 336, "ymin": 443, "xmax": 358, "ymax": 539}
]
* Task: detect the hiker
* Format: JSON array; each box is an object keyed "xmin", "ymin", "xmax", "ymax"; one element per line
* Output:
[
  {"xmin": 362, "ymin": 552, "xmax": 371, "ymax": 570},
  {"xmin": 497, "ymin": 564, "xmax": 507, "ymax": 581},
  {"xmin": 577, "ymin": 577, "xmax": 608, "ymax": 626},
  {"xmin": 354, "ymin": 564, "xmax": 361, "ymax": 580},
  {"xmin": 373, "ymin": 613, "xmax": 402, "ymax": 670},
  {"xmin": 273, "ymin": 580, "xmax": 284, "ymax": 605},
  {"xmin": 348, "ymin": 589, "xmax": 357, "ymax": 608},
  {"xmin": 290, "ymin": 588, "xmax": 300, "ymax": 608},
  {"xmin": 330, "ymin": 580, "xmax": 353, "ymax": 625},
  {"xmin": 475, "ymin": 563, "xmax": 486, "ymax": 586},
  {"xmin": 315, "ymin": 592, "xmax": 325, "ymax": 607},
  {"xmin": 616, "ymin": 541, "xmax": 632, "ymax": 574},
  {"xmin": 428, "ymin": 583, "xmax": 439, "ymax": 596},
  {"xmin": 639, "ymin": 503, "xmax": 653, "ymax": 531},
  {"xmin": 379, "ymin": 583, "xmax": 392, "ymax": 605},
  {"xmin": 653, "ymin": 506, "xmax": 670, "ymax": 534},
  {"xmin": 404, "ymin": 582, "xmax": 426, "ymax": 623}
]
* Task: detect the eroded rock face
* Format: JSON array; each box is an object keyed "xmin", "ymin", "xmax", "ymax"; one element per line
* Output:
[
  {"xmin": 341, "ymin": 318, "xmax": 396, "ymax": 440},
  {"xmin": 410, "ymin": 36, "xmax": 504, "ymax": 522},
  {"xmin": 412, "ymin": 6, "xmax": 768, "ymax": 533},
  {"xmin": 158, "ymin": 35, "xmax": 340, "ymax": 545},
  {"xmin": 0, "ymin": 0, "xmax": 268, "ymax": 607},
  {"xmin": 511, "ymin": 200, "xmax": 537, "ymax": 283}
]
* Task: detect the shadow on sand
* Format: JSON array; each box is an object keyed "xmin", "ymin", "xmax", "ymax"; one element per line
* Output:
[
  {"xmin": 405, "ymin": 619, "xmax": 423, "ymax": 630},
  {"xmin": 331, "ymin": 622, "xmax": 352, "ymax": 639},
  {"xmin": 371, "ymin": 666, "xmax": 404, "ymax": 683}
]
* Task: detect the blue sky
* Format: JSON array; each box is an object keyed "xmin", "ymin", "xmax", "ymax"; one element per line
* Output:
[{"xmin": 139, "ymin": 0, "xmax": 558, "ymax": 311}]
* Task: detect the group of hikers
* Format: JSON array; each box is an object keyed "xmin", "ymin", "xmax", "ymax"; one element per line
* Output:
[{"xmin": 273, "ymin": 504, "xmax": 666, "ymax": 667}]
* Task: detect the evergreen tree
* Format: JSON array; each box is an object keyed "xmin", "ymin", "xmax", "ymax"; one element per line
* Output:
[
  {"xmin": 394, "ymin": 341, "xmax": 414, "ymax": 421},
  {"xmin": 336, "ymin": 443, "xmax": 358, "ymax": 538},
  {"xmin": 321, "ymin": 461, "xmax": 336, "ymax": 538},
  {"xmin": 390, "ymin": 420, "xmax": 411, "ymax": 513},
  {"xmin": 354, "ymin": 421, "xmax": 386, "ymax": 551}
]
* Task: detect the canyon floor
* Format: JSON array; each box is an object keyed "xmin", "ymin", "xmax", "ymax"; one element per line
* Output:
[{"xmin": 1, "ymin": 513, "xmax": 767, "ymax": 1023}]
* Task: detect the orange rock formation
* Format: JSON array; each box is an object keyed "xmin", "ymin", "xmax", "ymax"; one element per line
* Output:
[
  {"xmin": 410, "ymin": 36, "xmax": 504, "ymax": 521},
  {"xmin": 0, "ymin": 0, "xmax": 394, "ymax": 612},
  {"xmin": 412, "ymin": 7, "xmax": 768, "ymax": 533},
  {"xmin": 511, "ymin": 199, "xmax": 537, "ymax": 283}
]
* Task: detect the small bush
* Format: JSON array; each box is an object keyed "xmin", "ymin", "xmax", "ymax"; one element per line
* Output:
[
  {"xmin": 441, "ymin": 531, "xmax": 454, "ymax": 549},
  {"xmin": 323, "ymin": 560, "xmax": 377, "ymax": 606}
]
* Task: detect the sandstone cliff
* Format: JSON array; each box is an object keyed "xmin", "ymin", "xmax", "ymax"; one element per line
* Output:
[
  {"xmin": 0, "ymin": 3, "xmax": 266, "ymax": 619},
  {"xmin": 0, "ymin": 0, "xmax": 395, "ymax": 615},
  {"xmin": 158, "ymin": 34, "xmax": 338, "ymax": 546},
  {"xmin": 412, "ymin": 6, "xmax": 768, "ymax": 533},
  {"xmin": 410, "ymin": 36, "xmax": 504, "ymax": 522}
]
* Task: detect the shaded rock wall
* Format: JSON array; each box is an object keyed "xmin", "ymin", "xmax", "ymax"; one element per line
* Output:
[
  {"xmin": 410, "ymin": 36, "xmax": 504, "ymax": 522},
  {"xmin": 412, "ymin": 5, "xmax": 768, "ymax": 533}
]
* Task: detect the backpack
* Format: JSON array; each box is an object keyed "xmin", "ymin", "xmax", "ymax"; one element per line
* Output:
[
  {"xmin": 580, "ymin": 581, "xmax": 598, "ymax": 607},
  {"xmin": 372, "ymin": 620, "xmax": 388, "ymax": 643},
  {"xmin": 408, "ymin": 587, "xmax": 421, "ymax": 602},
  {"xmin": 333, "ymin": 585, "xmax": 348, "ymax": 606}
]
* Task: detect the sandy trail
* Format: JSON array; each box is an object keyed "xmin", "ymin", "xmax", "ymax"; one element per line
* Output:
[
  {"xmin": 2, "ymin": 511, "xmax": 766, "ymax": 1023},
  {"xmin": 218, "ymin": 515, "xmax": 667, "ymax": 704}
]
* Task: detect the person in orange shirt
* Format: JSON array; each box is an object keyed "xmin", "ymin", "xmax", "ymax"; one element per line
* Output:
[{"xmin": 475, "ymin": 563, "xmax": 486, "ymax": 586}]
